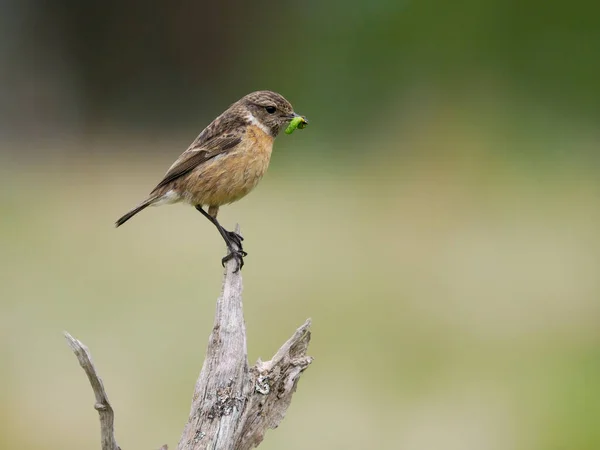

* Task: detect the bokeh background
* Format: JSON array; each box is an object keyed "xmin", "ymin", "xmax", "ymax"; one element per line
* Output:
[{"xmin": 2, "ymin": 1, "xmax": 599, "ymax": 449}]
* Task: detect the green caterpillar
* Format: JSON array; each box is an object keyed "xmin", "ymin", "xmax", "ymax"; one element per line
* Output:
[{"xmin": 285, "ymin": 116, "xmax": 308, "ymax": 134}]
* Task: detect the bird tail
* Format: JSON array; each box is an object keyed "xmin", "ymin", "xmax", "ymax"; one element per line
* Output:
[{"xmin": 115, "ymin": 198, "xmax": 156, "ymax": 227}]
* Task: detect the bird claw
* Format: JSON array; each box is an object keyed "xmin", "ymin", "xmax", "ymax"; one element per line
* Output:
[
  {"xmin": 222, "ymin": 249, "xmax": 248, "ymax": 272},
  {"xmin": 222, "ymin": 229, "xmax": 246, "ymax": 271}
]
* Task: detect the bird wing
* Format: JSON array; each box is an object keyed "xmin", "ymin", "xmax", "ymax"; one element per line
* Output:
[{"xmin": 150, "ymin": 130, "xmax": 243, "ymax": 194}]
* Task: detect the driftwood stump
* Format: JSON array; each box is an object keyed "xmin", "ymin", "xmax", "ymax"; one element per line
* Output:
[{"xmin": 65, "ymin": 227, "xmax": 313, "ymax": 450}]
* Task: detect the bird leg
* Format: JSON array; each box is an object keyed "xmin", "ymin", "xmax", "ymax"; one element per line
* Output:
[{"xmin": 195, "ymin": 206, "xmax": 247, "ymax": 271}]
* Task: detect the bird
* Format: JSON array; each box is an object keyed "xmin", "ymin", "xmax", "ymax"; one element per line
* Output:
[{"xmin": 115, "ymin": 90, "xmax": 307, "ymax": 270}]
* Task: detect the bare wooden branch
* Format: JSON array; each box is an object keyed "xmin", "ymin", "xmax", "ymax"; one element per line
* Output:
[
  {"xmin": 178, "ymin": 226, "xmax": 313, "ymax": 450},
  {"xmin": 63, "ymin": 332, "xmax": 120, "ymax": 450},
  {"xmin": 65, "ymin": 225, "xmax": 312, "ymax": 450},
  {"xmin": 238, "ymin": 319, "xmax": 312, "ymax": 449}
]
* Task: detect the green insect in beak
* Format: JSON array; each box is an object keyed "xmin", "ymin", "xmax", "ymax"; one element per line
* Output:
[{"xmin": 285, "ymin": 116, "xmax": 309, "ymax": 134}]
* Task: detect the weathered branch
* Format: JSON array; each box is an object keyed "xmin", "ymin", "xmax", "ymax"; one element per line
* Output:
[
  {"xmin": 177, "ymin": 226, "xmax": 312, "ymax": 449},
  {"xmin": 63, "ymin": 332, "xmax": 120, "ymax": 450},
  {"xmin": 237, "ymin": 319, "xmax": 312, "ymax": 449},
  {"xmin": 65, "ymin": 225, "xmax": 312, "ymax": 450}
]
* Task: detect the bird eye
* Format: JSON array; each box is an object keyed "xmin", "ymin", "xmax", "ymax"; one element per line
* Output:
[{"xmin": 265, "ymin": 106, "xmax": 276, "ymax": 114}]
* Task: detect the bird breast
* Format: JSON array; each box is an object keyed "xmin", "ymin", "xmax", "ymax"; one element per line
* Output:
[{"xmin": 183, "ymin": 125, "xmax": 274, "ymax": 206}]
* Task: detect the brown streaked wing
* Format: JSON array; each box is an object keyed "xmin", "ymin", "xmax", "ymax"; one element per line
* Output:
[{"xmin": 150, "ymin": 133, "xmax": 242, "ymax": 194}]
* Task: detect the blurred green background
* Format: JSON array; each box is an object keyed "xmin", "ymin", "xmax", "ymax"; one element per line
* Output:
[{"xmin": 1, "ymin": 1, "xmax": 600, "ymax": 449}]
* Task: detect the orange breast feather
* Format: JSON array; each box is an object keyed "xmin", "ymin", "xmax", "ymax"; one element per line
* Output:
[{"xmin": 183, "ymin": 125, "xmax": 274, "ymax": 207}]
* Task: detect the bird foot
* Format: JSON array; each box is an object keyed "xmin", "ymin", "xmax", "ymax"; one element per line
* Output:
[{"xmin": 222, "ymin": 249, "xmax": 248, "ymax": 272}]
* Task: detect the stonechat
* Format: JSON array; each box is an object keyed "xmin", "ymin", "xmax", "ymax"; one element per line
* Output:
[{"xmin": 115, "ymin": 90, "xmax": 307, "ymax": 270}]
